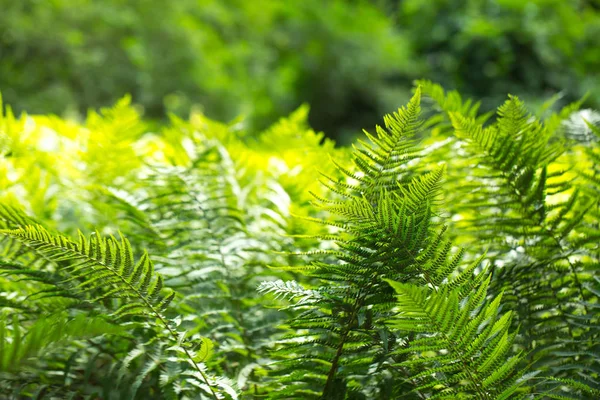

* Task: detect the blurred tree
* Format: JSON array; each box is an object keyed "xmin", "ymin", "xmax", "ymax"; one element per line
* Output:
[
  {"xmin": 0, "ymin": 0, "xmax": 598, "ymax": 142},
  {"xmin": 396, "ymin": 0, "xmax": 600, "ymax": 110},
  {"xmin": 0, "ymin": 0, "xmax": 414, "ymax": 143}
]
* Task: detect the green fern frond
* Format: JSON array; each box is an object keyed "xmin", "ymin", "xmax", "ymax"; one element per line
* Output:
[
  {"xmin": 343, "ymin": 87, "xmax": 423, "ymax": 197},
  {"xmin": 0, "ymin": 220, "xmax": 223, "ymax": 399},
  {"xmin": 258, "ymin": 279, "xmax": 322, "ymax": 305},
  {"xmin": 423, "ymin": 88, "xmax": 600, "ymax": 396},
  {"xmin": 264, "ymin": 88, "xmax": 535, "ymax": 399},
  {"xmin": 0, "ymin": 225, "xmax": 174, "ymax": 319},
  {"xmin": 386, "ymin": 278, "xmax": 526, "ymax": 399},
  {"xmin": 0, "ymin": 313, "xmax": 124, "ymax": 372},
  {"xmin": 0, "ymin": 204, "xmax": 37, "ymax": 229}
]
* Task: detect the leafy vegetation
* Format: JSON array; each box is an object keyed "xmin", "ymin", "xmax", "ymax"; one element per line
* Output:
[
  {"xmin": 0, "ymin": 81, "xmax": 599, "ymax": 399},
  {"xmin": 2, "ymin": 0, "xmax": 599, "ymax": 141}
]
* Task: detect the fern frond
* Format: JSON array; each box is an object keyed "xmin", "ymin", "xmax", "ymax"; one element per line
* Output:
[
  {"xmin": 386, "ymin": 278, "xmax": 526, "ymax": 398},
  {"xmin": 264, "ymin": 88, "xmax": 534, "ymax": 399},
  {"xmin": 342, "ymin": 88, "xmax": 423, "ymax": 198},
  {"xmin": 258, "ymin": 280, "xmax": 322, "ymax": 305},
  {"xmin": 0, "ymin": 222, "xmax": 222, "ymax": 399},
  {"xmin": 0, "ymin": 313, "xmax": 124, "ymax": 372},
  {"xmin": 0, "ymin": 225, "xmax": 173, "ymax": 318},
  {"xmin": 417, "ymin": 80, "xmax": 492, "ymax": 136}
]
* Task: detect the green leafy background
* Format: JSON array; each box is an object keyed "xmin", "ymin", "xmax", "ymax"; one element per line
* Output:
[
  {"xmin": 2, "ymin": 0, "xmax": 599, "ymax": 142},
  {"xmin": 1, "ymin": 1, "xmax": 599, "ymax": 399}
]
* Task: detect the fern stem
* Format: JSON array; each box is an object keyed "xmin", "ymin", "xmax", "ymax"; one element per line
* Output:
[
  {"xmin": 322, "ymin": 329, "xmax": 349, "ymax": 396},
  {"xmin": 322, "ymin": 289, "xmax": 367, "ymax": 397}
]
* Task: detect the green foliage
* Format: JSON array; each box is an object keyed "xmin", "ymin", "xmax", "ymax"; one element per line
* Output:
[
  {"xmin": 386, "ymin": 279, "xmax": 524, "ymax": 399},
  {"xmin": 0, "ymin": 224, "xmax": 174, "ymax": 321},
  {"xmin": 0, "ymin": 208, "xmax": 225, "ymax": 398},
  {"xmin": 0, "ymin": 313, "xmax": 124, "ymax": 372},
  {"xmin": 1, "ymin": 85, "xmax": 599, "ymax": 399},
  {"xmin": 417, "ymin": 81, "xmax": 600, "ymax": 398},
  {"xmin": 396, "ymin": 0, "xmax": 600, "ymax": 111},
  {"xmin": 259, "ymin": 89, "xmax": 526, "ymax": 399},
  {"xmin": 0, "ymin": 0, "xmax": 410, "ymax": 140},
  {"xmin": 2, "ymin": 0, "xmax": 599, "ymax": 141}
]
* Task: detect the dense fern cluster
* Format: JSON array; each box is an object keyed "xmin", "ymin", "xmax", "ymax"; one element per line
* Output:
[{"xmin": 0, "ymin": 86, "xmax": 598, "ymax": 399}]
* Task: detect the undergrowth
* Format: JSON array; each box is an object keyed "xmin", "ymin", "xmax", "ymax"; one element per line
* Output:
[{"xmin": 0, "ymin": 84, "xmax": 598, "ymax": 399}]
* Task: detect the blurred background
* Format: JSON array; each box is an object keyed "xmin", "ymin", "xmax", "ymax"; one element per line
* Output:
[{"xmin": 1, "ymin": 0, "xmax": 599, "ymax": 143}]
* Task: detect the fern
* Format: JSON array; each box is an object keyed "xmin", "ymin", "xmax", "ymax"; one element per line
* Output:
[
  {"xmin": 421, "ymin": 82, "xmax": 600, "ymax": 396},
  {"xmin": 0, "ymin": 313, "xmax": 123, "ymax": 372},
  {"xmin": 386, "ymin": 278, "xmax": 526, "ymax": 399},
  {"xmin": 261, "ymin": 88, "xmax": 529, "ymax": 399},
  {"xmin": 1, "ymin": 85, "xmax": 598, "ymax": 399},
  {"xmin": 86, "ymin": 119, "xmax": 304, "ymax": 396},
  {"xmin": 0, "ymin": 212, "xmax": 224, "ymax": 399},
  {"xmin": 0, "ymin": 223, "xmax": 172, "ymax": 316}
]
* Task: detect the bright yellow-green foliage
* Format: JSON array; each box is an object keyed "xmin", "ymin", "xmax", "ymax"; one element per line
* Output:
[
  {"xmin": 0, "ymin": 95, "xmax": 146, "ymax": 219},
  {"xmin": 0, "ymin": 94, "xmax": 337, "ymax": 233},
  {"xmin": 0, "ymin": 85, "xmax": 599, "ymax": 399}
]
